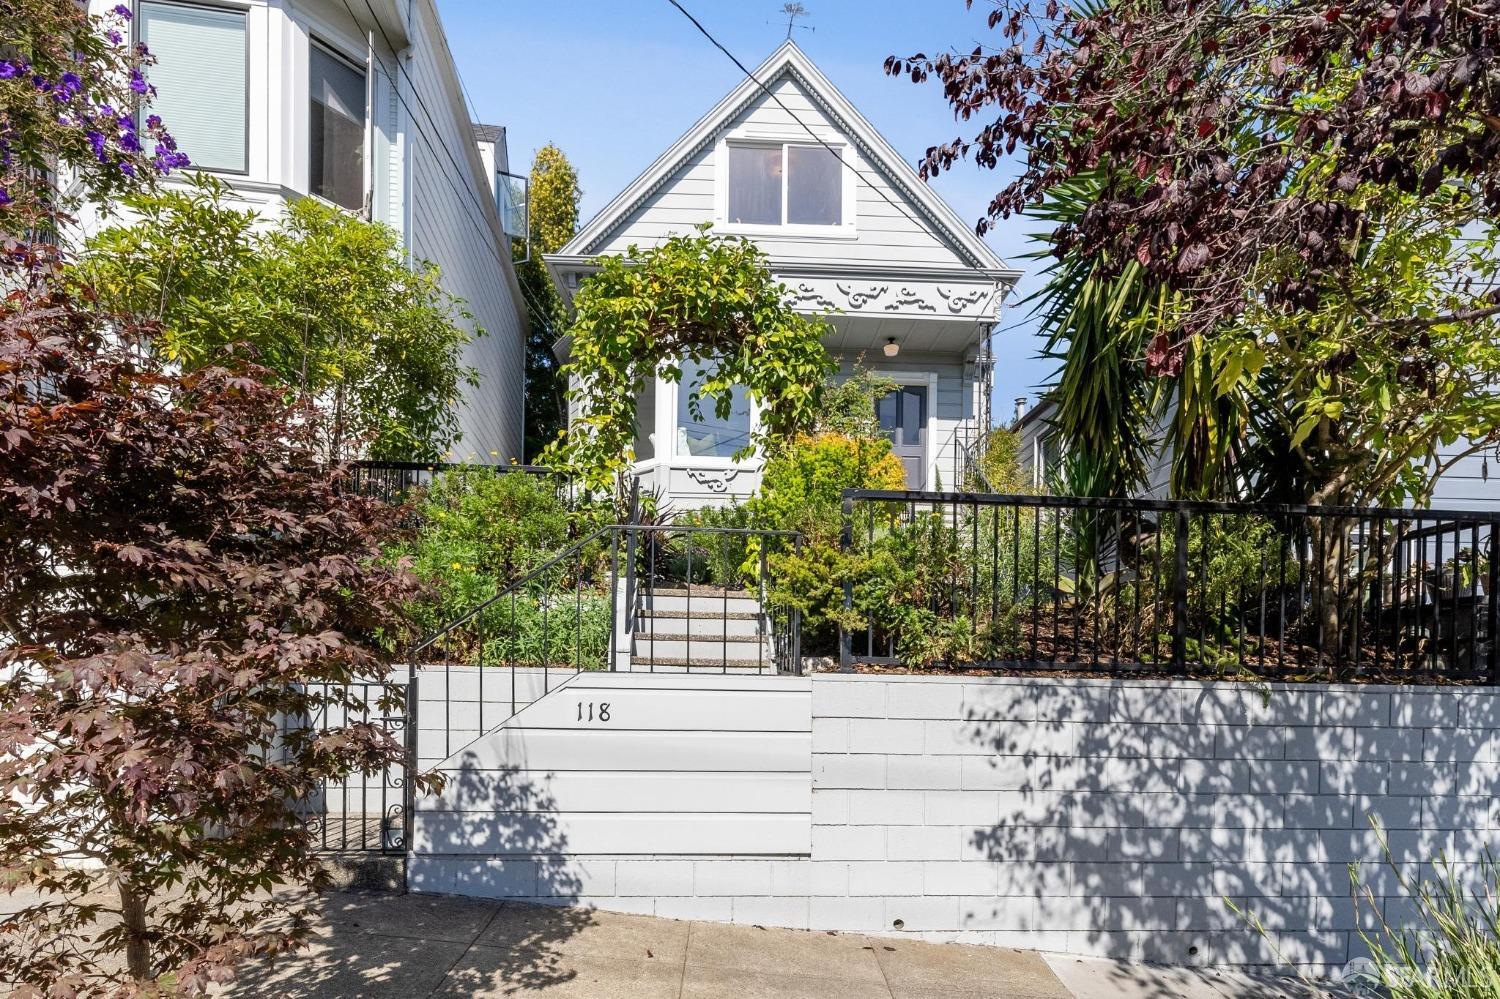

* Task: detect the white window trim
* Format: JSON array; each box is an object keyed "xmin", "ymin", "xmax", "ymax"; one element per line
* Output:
[{"xmin": 713, "ymin": 132, "xmax": 858, "ymax": 240}]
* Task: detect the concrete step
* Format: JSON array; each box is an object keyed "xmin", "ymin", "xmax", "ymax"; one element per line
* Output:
[
  {"xmin": 640, "ymin": 590, "xmax": 761, "ymax": 616},
  {"xmin": 628, "ymin": 637, "xmax": 769, "ymax": 662},
  {"xmin": 636, "ymin": 612, "xmax": 766, "ymax": 638},
  {"xmin": 623, "ymin": 659, "xmax": 779, "ymax": 674}
]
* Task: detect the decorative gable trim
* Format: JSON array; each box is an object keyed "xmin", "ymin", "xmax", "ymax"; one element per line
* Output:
[{"xmin": 559, "ymin": 41, "xmax": 1011, "ymax": 275}]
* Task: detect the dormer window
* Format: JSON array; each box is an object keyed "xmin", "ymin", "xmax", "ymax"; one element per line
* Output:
[{"xmin": 727, "ymin": 141, "xmax": 843, "ymax": 227}]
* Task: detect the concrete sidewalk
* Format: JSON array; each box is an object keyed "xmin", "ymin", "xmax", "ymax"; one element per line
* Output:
[{"xmin": 215, "ymin": 890, "xmax": 1352, "ymax": 998}]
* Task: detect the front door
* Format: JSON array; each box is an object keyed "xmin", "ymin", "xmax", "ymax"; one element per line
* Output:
[{"xmin": 876, "ymin": 385, "xmax": 927, "ymax": 489}]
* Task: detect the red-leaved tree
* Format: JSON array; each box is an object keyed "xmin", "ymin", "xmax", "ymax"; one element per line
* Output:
[
  {"xmin": 0, "ymin": 293, "xmax": 434, "ymax": 995},
  {"xmin": 891, "ymin": 0, "xmax": 1500, "ymax": 360}
]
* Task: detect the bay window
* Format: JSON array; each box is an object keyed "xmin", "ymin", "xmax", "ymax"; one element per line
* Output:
[
  {"xmin": 138, "ymin": 1, "xmax": 248, "ymax": 174},
  {"xmin": 675, "ymin": 358, "xmax": 752, "ymax": 459}
]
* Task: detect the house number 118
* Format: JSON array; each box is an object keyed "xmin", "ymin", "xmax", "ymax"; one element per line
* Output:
[{"xmin": 576, "ymin": 701, "xmax": 611, "ymax": 723}]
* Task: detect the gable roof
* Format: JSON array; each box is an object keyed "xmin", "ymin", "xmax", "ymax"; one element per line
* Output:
[{"xmin": 558, "ymin": 41, "xmax": 1014, "ymax": 276}]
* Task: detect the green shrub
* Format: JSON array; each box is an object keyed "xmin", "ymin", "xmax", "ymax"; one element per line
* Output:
[
  {"xmin": 392, "ymin": 467, "xmax": 606, "ymax": 643},
  {"xmin": 751, "ymin": 433, "xmax": 907, "ymax": 652},
  {"xmin": 850, "ymin": 506, "xmax": 1032, "ymax": 667},
  {"xmin": 480, "ymin": 593, "xmax": 612, "ymax": 670},
  {"xmin": 749, "ymin": 432, "xmax": 906, "ymax": 545},
  {"xmin": 1234, "ymin": 821, "xmax": 1500, "ymax": 999},
  {"xmin": 1352, "ymin": 844, "xmax": 1500, "ymax": 998},
  {"xmin": 674, "ymin": 503, "xmax": 755, "ymax": 588}
]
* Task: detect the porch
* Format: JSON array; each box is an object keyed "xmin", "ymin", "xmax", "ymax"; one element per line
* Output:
[{"xmin": 607, "ymin": 261, "xmax": 1007, "ymax": 510}]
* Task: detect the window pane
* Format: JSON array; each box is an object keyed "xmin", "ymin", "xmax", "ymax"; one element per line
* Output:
[
  {"xmin": 876, "ymin": 387, "xmax": 924, "ymax": 446},
  {"xmin": 139, "ymin": 2, "xmax": 247, "ymax": 173},
  {"xmin": 310, "ymin": 43, "xmax": 365, "ymax": 211},
  {"xmin": 787, "ymin": 145, "xmax": 842, "ymax": 225},
  {"xmin": 676, "ymin": 358, "xmax": 752, "ymax": 458},
  {"xmin": 727, "ymin": 145, "xmax": 781, "ymax": 225}
]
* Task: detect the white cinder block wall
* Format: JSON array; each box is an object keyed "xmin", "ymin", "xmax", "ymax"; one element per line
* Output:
[{"xmin": 408, "ymin": 672, "xmax": 1500, "ymax": 974}]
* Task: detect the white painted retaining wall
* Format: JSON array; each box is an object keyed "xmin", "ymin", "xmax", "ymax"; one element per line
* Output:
[{"xmin": 408, "ymin": 672, "xmax": 1500, "ymax": 974}]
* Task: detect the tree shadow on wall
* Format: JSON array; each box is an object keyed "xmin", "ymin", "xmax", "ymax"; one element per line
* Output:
[
  {"xmin": 959, "ymin": 680, "xmax": 1420, "ymax": 997},
  {"xmin": 224, "ymin": 754, "xmax": 590, "ymax": 997}
]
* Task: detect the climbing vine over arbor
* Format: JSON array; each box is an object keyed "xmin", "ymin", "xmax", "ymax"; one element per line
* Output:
[{"xmin": 542, "ymin": 228, "xmax": 835, "ymax": 492}]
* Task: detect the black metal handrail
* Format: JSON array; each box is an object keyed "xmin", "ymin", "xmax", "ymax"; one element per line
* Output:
[
  {"xmin": 407, "ymin": 522, "xmax": 806, "ymax": 766},
  {"xmin": 840, "ymin": 489, "xmax": 1500, "ymax": 682}
]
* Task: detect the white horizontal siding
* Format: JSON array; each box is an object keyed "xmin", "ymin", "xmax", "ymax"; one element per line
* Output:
[
  {"xmin": 592, "ymin": 74, "xmax": 970, "ymax": 270},
  {"xmin": 402, "ymin": 0, "xmax": 525, "ymax": 461}
]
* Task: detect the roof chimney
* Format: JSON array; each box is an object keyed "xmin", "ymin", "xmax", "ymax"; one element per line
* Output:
[{"xmin": 1013, "ymin": 396, "xmax": 1028, "ymax": 426}]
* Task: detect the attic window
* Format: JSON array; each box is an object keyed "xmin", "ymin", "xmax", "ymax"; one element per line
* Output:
[{"xmin": 727, "ymin": 142, "xmax": 843, "ymax": 226}]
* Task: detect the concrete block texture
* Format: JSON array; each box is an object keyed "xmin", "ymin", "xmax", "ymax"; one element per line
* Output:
[{"xmin": 410, "ymin": 672, "xmax": 1487, "ymax": 972}]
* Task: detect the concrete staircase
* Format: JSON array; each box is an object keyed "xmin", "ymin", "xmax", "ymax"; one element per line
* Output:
[{"xmin": 628, "ymin": 587, "xmax": 775, "ymax": 673}]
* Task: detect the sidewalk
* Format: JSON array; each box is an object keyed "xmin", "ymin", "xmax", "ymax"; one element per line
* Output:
[{"xmin": 213, "ymin": 890, "xmax": 1351, "ymax": 998}]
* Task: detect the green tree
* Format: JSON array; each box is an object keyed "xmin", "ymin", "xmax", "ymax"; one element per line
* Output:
[
  {"xmin": 515, "ymin": 143, "xmax": 581, "ymax": 461},
  {"xmin": 543, "ymin": 227, "xmax": 835, "ymax": 494},
  {"xmin": 75, "ymin": 175, "xmax": 478, "ymax": 461},
  {"xmin": 810, "ymin": 364, "xmax": 897, "ymax": 440},
  {"xmin": 898, "ymin": 0, "xmax": 1500, "ymax": 510}
]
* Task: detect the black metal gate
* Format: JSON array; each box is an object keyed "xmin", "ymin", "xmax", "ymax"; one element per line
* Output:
[{"xmin": 292, "ymin": 678, "xmax": 414, "ymax": 855}]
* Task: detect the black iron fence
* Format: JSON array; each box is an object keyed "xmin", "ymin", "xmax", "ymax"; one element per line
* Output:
[
  {"xmin": 408, "ymin": 523, "xmax": 804, "ymax": 765},
  {"xmin": 285, "ymin": 678, "xmax": 414, "ymax": 855},
  {"xmin": 840, "ymin": 490, "xmax": 1500, "ymax": 683},
  {"xmin": 346, "ymin": 460, "xmax": 556, "ymax": 506}
]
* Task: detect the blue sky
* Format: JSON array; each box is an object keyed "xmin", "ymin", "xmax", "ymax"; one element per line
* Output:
[{"xmin": 437, "ymin": 0, "xmax": 1056, "ymax": 415}]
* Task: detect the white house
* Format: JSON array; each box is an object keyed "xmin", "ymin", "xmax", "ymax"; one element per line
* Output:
[
  {"xmin": 545, "ymin": 42, "xmax": 1022, "ymax": 508},
  {"xmin": 73, "ymin": 0, "xmax": 529, "ymax": 461}
]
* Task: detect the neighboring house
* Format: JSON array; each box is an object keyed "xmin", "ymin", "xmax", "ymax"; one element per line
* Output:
[
  {"xmin": 1013, "ymin": 394, "xmax": 1498, "ymax": 509},
  {"xmin": 1013, "ymin": 395, "xmax": 1059, "ymax": 492},
  {"xmin": 545, "ymin": 41, "xmax": 1022, "ymax": 509},
  {"xmin": 71, "ymin": 0, "xmax": 529, "ymax": 461}
]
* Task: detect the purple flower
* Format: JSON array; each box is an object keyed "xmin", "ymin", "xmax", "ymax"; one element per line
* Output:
[
  {"xmin": 107, "ymin": 29, "xmax": 124, "ymax": 45},
  {"xmin": 119, "ymin": 162, "xmax": 136, "ymax": 178},
  {"xmin": 119, "ymin": 132, "xmax": 140, "ymax": 152},
  {"xmin": 60, "ymin": 72, "xmax": 81, "ymax": 94},
  {"xmin": 32, "ymin": 75, "xmax": 51, "ymax": 92},
  {"xmin": 113, "ymin": 4, "xmax": 133, "ymax": 19},
  {"xmin": 145, "ymin": 114, "xmax": 162, "ymax": 130},
  {"xmin": 0, "ymin": 189, "xmax": 11, "ymax": 207},
  {"xmin": 129, "ymin": 69, "xmax": 147, "ymax": 94},
  {"xmin": 0, "ymin": 62, "xmax": 16, "ymax": 80},
  {"xmin": 87, "ymin": 130, "xmax": 107, "ymax": 159}
]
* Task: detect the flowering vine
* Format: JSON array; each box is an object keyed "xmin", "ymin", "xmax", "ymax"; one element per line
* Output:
[{"xmin": 0, "ymin": 0, "xmax": 187, "ymax": 271}]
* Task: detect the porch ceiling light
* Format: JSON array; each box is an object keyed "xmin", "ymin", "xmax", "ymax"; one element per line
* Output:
[{"xmin": 883, "ymin": 337, "xmax": 900, "ymax": 358}]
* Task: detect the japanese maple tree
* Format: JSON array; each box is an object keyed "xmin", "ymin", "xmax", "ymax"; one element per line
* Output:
[
  {"xmin": 0, "ymin": 299, "xmax": 433, "ymax": 994},
  {"xmin": 893, "ymin": 0, "xmax": 1500, "ymax": 507}
]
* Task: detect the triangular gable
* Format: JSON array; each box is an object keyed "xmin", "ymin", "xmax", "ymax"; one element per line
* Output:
[{"xmin": 559, "ymin": 41, "xmax": 1012, "ymax": 275}]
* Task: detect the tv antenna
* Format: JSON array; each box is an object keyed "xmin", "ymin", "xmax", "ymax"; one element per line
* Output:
[{"xmin": 779, "ymin": 2, "xmax": 813, "ymax": 39}]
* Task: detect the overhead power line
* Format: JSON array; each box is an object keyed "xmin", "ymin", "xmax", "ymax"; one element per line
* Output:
[{"xmin": 663, "ymin": 0, "xmax": 934, "ymax": 241}]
